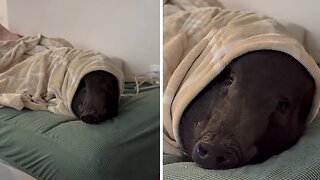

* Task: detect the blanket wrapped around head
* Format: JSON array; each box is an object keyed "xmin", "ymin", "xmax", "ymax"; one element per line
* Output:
[
  {"xmin": 163, "ymin": 6, "xmax": 320, "ymax": 156},
  {"xmin": 0, "ymin": 34, "xmax": 124, "ymax": 117}
]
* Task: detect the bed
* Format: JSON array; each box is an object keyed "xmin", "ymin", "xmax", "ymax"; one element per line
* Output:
[{"xmin": 0, "ymin": 84, "xmax": 160, "ymax": 180}]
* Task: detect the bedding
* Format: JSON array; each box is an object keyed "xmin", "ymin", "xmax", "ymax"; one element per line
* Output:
[
  {"xmin": 0, "ymin": 85, "xmax": 160, "ymax": 180},
  {"xmin": 0, "ymin": 159, "xmax": 35, "ymax": 180},
  {"xmin": 163, "ymin": 113, "xmax": 320, "ymax": 179},
  {"xmin": 163, "ymin": 0, "xmax": 320, "ymax": 156},
  {"xmin": 0, "ymin": 34, "xmax": 124, "ymax": 118}
]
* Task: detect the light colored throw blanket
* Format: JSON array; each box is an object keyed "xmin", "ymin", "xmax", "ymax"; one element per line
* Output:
[
  {"xmin": 0, "ymin": 34, "xmax": 124, "ymax": 117},
  {"xmin": 163, "ymin": 1, "xmax": 320, "ymax": 156}
]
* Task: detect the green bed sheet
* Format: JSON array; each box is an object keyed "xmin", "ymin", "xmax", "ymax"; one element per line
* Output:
[
  {"xmin": 164, "ymin": 113, "xmax": 320, "ymax": 180},
  {"xmin": 0, "ymin": 86, "xmax": 159, "ymax": 180}
]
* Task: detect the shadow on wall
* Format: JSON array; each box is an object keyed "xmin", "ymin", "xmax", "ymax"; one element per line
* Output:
[
  {"xmin": 304, "ymin": 31, "xmax": 320, "ymax": 64},
  {"xmin": 285, "ymin": 23, "xmax": 320, "ymax": 65},
  {"xmin": 111, "ymin": 57, "xmax": 135, "ymax": 82}
]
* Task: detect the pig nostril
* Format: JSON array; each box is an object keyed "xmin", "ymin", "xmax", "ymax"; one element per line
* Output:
[
  {"xmin": 216, "ymin": 155, "xmax": 228, "ymax": 164},
  {"xmin": 214, "ymin": 151, "xmax": 236, "ymax": 168},
  {"xmin": 197, "ymin": 144, "xmax": 208, "ymax": 159},
  {"xmin": 81, "ymin": 115, "xmax": 98, "ymax": 124}
]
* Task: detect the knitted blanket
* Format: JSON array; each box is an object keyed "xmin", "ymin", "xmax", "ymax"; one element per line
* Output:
[
  {"xmin": 163, "ymin": 1, "xmax": 320, "ymax": 156},
  {"xmin": 0, "ymin": 35, "xmax": 124, "ymax": 117}
]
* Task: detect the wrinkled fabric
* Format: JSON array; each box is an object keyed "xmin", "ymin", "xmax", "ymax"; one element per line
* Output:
[
  {"xmin": 163, "ymin": 3, "xmax": 320, "ymax": 156},
  {"xmin": 0, "ymin": 35, "xmax": 124, "ymax": 117}
]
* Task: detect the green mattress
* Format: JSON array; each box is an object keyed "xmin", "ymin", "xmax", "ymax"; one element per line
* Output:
[
  {"xmin": 164, "ymin": 113, "xmax": 320, "ymax": 180},
  {"xmin": 0, "ymin": 85, "xmax": 159, "ymax": 180}
]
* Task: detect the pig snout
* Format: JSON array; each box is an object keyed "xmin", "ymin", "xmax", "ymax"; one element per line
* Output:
[
  {"xmin": 71, "ymin": 70, "xmax": 120, "ymax": 124},
  {"xmin": 192, "ymin": 141, "xmax": 239, "ymax": 169},
  {"xmin": 80, "ymin": 108, "xmax": 99, "ymax": 124},
  {"xmin": 79, "ymin": 105, "xmax": 105, "ymax": 124},
  {"xmin": 81, "ymin": 114, "xmax": 99, "ymax": 124}
]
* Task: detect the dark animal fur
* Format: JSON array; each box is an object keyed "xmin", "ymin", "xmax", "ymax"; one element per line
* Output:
[
  {"xmin": 180, "ymin": 50, "xmax": 315, "ymax": 169},
  {"xmin": 71, "ymin": 70, "xmax": 119, "ymax": 124}
]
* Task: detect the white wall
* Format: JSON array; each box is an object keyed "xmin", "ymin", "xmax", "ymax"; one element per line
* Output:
[
  {"xmin": 0, "ymin": 0, "xmax": 8, "ymax": 26},
  {"xmin": 5, "ymin": 0, "xmax": 159, "ymax": 80},
  {"xmin": 221, "ymin": 0, "xmax": 320, "ymax": 63}
]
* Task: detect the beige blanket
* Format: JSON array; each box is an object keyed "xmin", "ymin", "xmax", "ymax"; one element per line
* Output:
[
  {"xmin": 0, "ymin": 34, "xmax": 124, "ymax": 117},
  {"xmin": 163, "ymin": 1, "xmax": 320, "ymax": 156}
]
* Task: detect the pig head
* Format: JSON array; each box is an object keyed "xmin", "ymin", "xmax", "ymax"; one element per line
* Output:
[
  {"xmin": 179, "ymin": 50, "xmax": 315, "ymax": 169},
  {"xmin": 71, "ymin": 70, "xmax": 120, "ymax": 124}
]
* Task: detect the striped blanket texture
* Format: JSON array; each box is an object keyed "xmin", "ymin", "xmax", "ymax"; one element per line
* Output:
[
  {"xmin": 163, "ymin": 0, "xmax": 320, "ymax": 156},
  {"xmin": 0, "ymin": 33, "xmax": 124, "ymax": 117}
]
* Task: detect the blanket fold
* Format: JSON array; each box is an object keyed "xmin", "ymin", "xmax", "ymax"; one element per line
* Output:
[
  {"xmin": 0, "ymin": 35, "xmax": 124, "ymax": 117},
  {"xmin": 163, "ymin": 3, "xmax": 320, "ymax": 156}
]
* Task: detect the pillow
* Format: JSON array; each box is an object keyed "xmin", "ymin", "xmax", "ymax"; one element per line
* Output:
[{"xmin": 164, "ymin": 113, "xmax": 320, "ymax": 179}]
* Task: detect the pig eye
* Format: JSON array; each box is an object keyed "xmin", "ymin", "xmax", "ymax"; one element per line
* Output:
[
  {"xmin": 100, "ymin": 86, "xmax": 108, "ymax": 92},
  {"xmin": 277, "ymin": 99, "xmax": 290, "ymax": 113},
  {"xmin": 224, "ymin": 75, "xmax": 235, "ymax": 86},
  {"xmin": 226, "ymin": 76, "xmax": 234, "ymax": 85},
  {"xmin": 79, "ymin": 102, "xmax": 83, "ymax": 108}
]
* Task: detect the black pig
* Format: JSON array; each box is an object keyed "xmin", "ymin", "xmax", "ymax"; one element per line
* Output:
[
  {"xmin": 71, "ymin": 70, "xmax": 119, "ymax": 124},
  {"xmin": 180, "ymin": 50, "xmax": 315, "ymax": 169}
]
